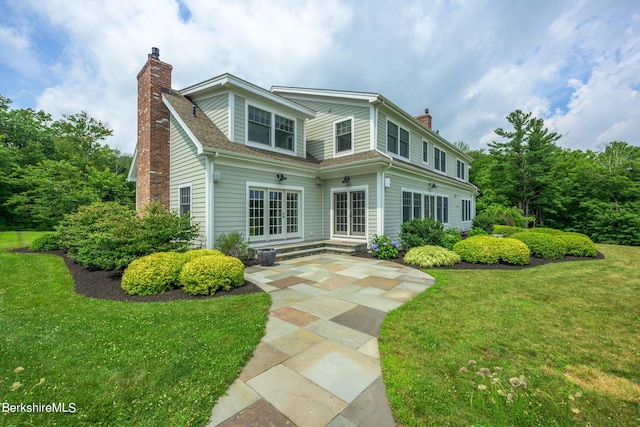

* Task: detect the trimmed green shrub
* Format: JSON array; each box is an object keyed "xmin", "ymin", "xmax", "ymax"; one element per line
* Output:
[
  {"xmin": 559, "ymin": 234, "xmax": 597, "ymax": 257},
  {"xmin": 399, "ymin": 218, "xmax": 445, "ymax": 250},
  {"xmin": 182, "ymin": 249, "xmax": 224, "ymax": 262},
  {"xmin": 453, "ymin": 236, "xmax": 500, "ymax": 265},
  {"xmin": 370, "ymin": 234, "xmax": 399, "ymax": 259},
  {"xmin": 404, "ymin": 245, "xmax": 461, "ymax": 268},
  {"xmin": 512, "ymin": 232, "xmax": 567, "ymax": 259},
  {"xmin": 56, "ymin": 201, "xmax": 199, "ymax": 270},
  {"xmin": 180, "ymin": 255, "xmax": 245, "ymax": 295},
  {"xmin": 472, "ymin": 211, "xmax": 501, "ymax": 234},
  {"xmin": 495, "ymin": 238, "xmax": 530, "ymax": 266},
  {"xmin": 467, "ymin": 227, "xmax": 488, "ymax": 237},
  {"xmin": 492, "ymin": 225, "xmax": 525, "ymax": 237},
  {"xmin": 528, "ymin": 227, "xmax": 564, "ymax": 235},
  {"xmin": 121, "ymin": 252, "xmax": 185, "ymax": 296},
  {"xmin": 214, "ymin": 231, "xmax": 251, "ymax": 261},
  {"xmin": 29, "ymin": 232, "xmax": 61, "ymax": 251},
  {"xmin": 442, "ymin": 229, "xmax": 462, "ymax": 250},
  {"xmin": 453, "ymin": 236, "xmax": 531, "ymax": 265}
]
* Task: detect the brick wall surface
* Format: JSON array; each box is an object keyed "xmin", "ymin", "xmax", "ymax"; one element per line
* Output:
[{"xmin": 136, "ymin": 54, "xmax": 172, "ymax": 210}]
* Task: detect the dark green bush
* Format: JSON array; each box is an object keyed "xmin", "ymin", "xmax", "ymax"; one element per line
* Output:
[
  {"xmin": 559, "ymin": 234, "xmax": 597, "ymax": 257},
  {"xmin": 442, "ymin": 228, "xmax": 462, "ymax": 250},
  {"xmin": 214, "ymin": 231, "xmax": 251, "ymax": 261},
  {"xmin": 453, "ymin": 236, "xmax": 500, "ymax": 264},
  {"xmin": 56, "ymin": 201, "xmax": 199, "ymax": 270},
  {"xmin": 121, "ymin": 252, "xmax": 185, "ymax": 296},
  {"xmin": 180, "ymin": 255, "xmax": 245, "ymax": 295},
  {"xmin": 29, "ymin": 232, "xmax": 61, "ymax": 251},
  {"xmin": 472, "ymin": 211, "xmax": 503, "ymax": 234},
  {"xmin": 467, "ymin": 227, "xmax": 488, "ymax": 237},
  {"xmin": 492, "ymin": 225, "xmax": 525, "ymax": 237},
  {"xmin": 399, "ymin": 218, "xmax": 445, "ymax": 250},
  {"xmin": 512, "ymin": 232, "xmax": 567, "ymax": 259},
  {"xmin": 473, "ymin": 204, "xmax": 533, "ymax": 233}
]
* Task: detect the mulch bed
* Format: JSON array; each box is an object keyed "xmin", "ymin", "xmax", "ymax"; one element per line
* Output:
[
  {"xmin": 11, "ymin": 247, "xmax": 263, "ymax": 303},
  {"xmin": 354, "ymin": 250, "xmax": 605, "ymax": 270}
]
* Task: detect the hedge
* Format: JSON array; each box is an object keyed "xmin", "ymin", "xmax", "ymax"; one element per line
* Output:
[
  {"xmin": 559, "ymin": 234, "xmax": 597, "ymax": 257},
  {"xmin": 453, "ymin": 236, "xmax": 530, "ymax": 265},
  {"xmin": 121, "ymin": 252, "xmax": 186, "ymax": 296},
  {"xmin": 492, "ymin": 225, "xmax": 525, "ymax": 237},
  {"xmin": 511, "ymin": 232, "xmax": 567, "ymax": 259},
  {"xmin": 180, "ymin": 255, "xmax": 245, "ymax": 295}
]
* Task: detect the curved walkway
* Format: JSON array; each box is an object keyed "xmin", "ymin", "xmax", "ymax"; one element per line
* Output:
[{"xmin": 206, "ymin": 254, "xmax": 435, "ymax": 427}]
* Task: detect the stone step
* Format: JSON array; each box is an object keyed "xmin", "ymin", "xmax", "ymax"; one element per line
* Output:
[{"xmin": 264, "ymin": 240, "xmax": 369, "ymax": 261}]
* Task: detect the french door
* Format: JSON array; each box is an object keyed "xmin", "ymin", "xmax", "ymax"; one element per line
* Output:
[
  {"xmin": 333, "ymin": 190, "xmax": 366, "ymax": 237},
  {"xmin": 249, "ymin": 187, "xmax": 300, "ymax": 241}
]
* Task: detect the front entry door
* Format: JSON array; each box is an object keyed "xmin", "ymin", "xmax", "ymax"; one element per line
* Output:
[{"xmin": 333, "ymin": 190, "xmax": 366, "ymax": 237}]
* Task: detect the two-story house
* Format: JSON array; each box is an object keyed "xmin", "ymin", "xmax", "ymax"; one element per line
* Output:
[{"xmin": 129, "ymin": 48, "xmax": 477, "ymax": 250}]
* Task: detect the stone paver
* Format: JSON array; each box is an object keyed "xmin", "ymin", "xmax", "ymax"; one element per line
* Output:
[{"xmin": 206, "ymin": 254, "xmax": 435, "ymax": 427}]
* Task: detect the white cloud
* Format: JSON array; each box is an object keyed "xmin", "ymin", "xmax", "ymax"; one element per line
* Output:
[{"xmin": 1, "ymin": 0, "xmax": 639, "ymax": 155}]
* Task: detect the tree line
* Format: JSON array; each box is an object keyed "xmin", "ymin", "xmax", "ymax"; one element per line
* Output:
[
  {"xmin": 467, "ymin": 110, "xmax": 640, "ymax": 246},
  {"xmin": 0, "ymin": 94, "xmax": 134, "ymax": 230}
]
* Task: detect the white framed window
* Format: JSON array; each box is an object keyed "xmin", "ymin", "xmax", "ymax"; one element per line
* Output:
[
  {"xmin": 387, "ymin": 120, "xmax": 409, "ymax": 159},
  {"xmin": 402, "ymin": 189, "xmax": 448, "ymax": 224},
  {"xmin": 462, "ymin": 199, "xmax": 472, "ymax": 222},
  {"xmin": 248, "ymin": 184, "xmax": 302, "ymax": 241},
  {"xmin": 434, "ymin": 146, "xmax": 446, "ymax": 172},
  {"xmin": 334, "ymin": 117, "xmax": 353, "ymax": 155},
  {"xmin": 179, "ymin": 185, "xmax": 191, "ymax": 216},
  {"xmin": 422, "ymin": 140, "xmax": 428, "ymax": 163},
  {"xmin": 457, "ymin": 160, "xmax": 466, "ymax": 181},
  {"xmin": 247, "ymin": 104, "xmax": 296, "ymax": 153}
]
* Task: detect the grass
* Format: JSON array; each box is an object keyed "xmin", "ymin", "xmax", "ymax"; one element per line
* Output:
[
  {"xmin": 380, "ymin": 244, "xmax": 640, "ymax": 426},
  {"xmin": 0, "ymin": 231, "xmax": 271, "ymax": 426}
]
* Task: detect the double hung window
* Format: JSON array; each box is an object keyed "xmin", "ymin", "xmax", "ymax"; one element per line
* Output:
[{"xmin": 248, "ymin": 105, "xmax": 295, "ymax": 152}]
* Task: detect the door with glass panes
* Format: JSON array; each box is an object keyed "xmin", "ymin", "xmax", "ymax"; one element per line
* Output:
[
  {"xmin": 249, "ymin": 187, "xmax": 301, "ymax": 241},
  {"xmin": 333, "ymin": 190, "xmax": 366, "ymax": 237}
]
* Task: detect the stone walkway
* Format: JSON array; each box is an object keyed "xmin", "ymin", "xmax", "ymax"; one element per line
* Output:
[{"xmin": 206, "ymin": 254, "xmax": 435, "ymax": 427}]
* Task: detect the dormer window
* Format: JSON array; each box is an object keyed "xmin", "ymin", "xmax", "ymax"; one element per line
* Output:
[
  {"xmin": 335, "ymin": 118, "xmax": 353, "ymax": 155},
  {"xmin": 247, "ymin": 104, "xmax": 295, "ymax": 153}
]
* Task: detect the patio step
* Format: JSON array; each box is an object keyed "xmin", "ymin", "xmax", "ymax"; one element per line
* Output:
[{"xmin": 259, "ymin": 240, "xmax": 368, "ymax": 261}]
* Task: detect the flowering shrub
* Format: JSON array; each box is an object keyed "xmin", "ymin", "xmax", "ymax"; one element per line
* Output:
[{"xmin": 370, "ymin": 234, "xmax": 399, "ymax": 259}]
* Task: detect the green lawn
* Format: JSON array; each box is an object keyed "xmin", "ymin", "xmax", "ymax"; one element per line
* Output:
[
  {"xmin": 0, "ymin": 232, "xmax": 270, "ymax": 426},
  {"xmin": 380, "ymin": 244, "xmax": 640, "ymax": 426}
]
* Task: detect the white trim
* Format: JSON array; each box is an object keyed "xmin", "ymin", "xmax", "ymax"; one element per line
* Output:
[
  {"xmin": 369, "ymin": 105, "xmax": 376, "ymax": 151},
  {"xmin": 456, "ymin": 158, "xmax": 467, "ymax": 182},
  {"xmin": 333, "ymin": 116, "xmax": 355, "ymax": 157},
  {"xmin": 245, "ymin": 181, "xmax": 305, "ymax": 243},
  {"xmin": 461, "ymin": 198, "xmax": 473, "ymax": 223},
  {"xmin": 183, "ymin": 73, "xmax": 316, "ymax": 118},
  {"xmin": 205, "ymin": 157, "xmax": 214, "ymax": 249},
  {"xmin": 422, "ymin": 139, "xmax": 429, "ymax": 165},
  {"xmin": 376, "ymin": 170, "xmax": 384, "ymax": 236},
  {"xmin": 272, "ymin": 86, "xmax": 379, "ymax": 103},
  {"xmin": 162, "ymin": 96, "xmax": 205, "ymax": 155},
  {"xmin": 228, "ymin": 92, "xmax": 235, "ymax": 141},
  {"xmin": 434, "ymin": 146, "xmax": 447, "ymax": 174},
  {"xmin": 330, "ymin": 185, "xmax": 369, "ymax": 242},
  {"xmin": 245, "ymin": 102, "xmax": 298, "ymax": 156}
]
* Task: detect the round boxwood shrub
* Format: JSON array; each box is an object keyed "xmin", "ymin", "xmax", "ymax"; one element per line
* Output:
[
  {"xmin": 182, "ymin": 248, "xmax": 224, "ymax": 262},
  {"xmin": 495, "ymin": 238, "xmax": 530, "ymax": 266},
  {"xmin": 404, "ymin": 245, "xmax": 461, "ymax": 268},
  {"xmin": 511, "ymin": 232, "xmax": 567, "ymax": 259},
  {"xmin": 453, "ymin": 236, "xmax": 500, "ymax": 265},
  {"xmin": 180, "ymin": 255, "xmax": 245, "ymax": 295},
  {"xmin": 29, "ymin": 232, "xmax": 61, "ymax": 251},
  {"xmin": 559, "ymin": 234, "xmax": 597, "ymax": 257},
  {"xmin": 492, "ymin": 225, "xmax": 525, "ymax": 237},
  {"xmin": 121, "ymin": 252, "xmax": 185, "ymax": 296}
]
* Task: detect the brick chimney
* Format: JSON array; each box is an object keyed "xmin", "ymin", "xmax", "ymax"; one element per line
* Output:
[
  {"xmin": 415, "ymin": 108, "xmax": 432, "ymax": 129},
  {"xmin": 135, "ymin": 47, "xmax": 172, "ymax": 210}
]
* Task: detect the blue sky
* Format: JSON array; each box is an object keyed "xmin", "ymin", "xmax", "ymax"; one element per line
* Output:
[{"xmin": 1, "ymin": 0, "xmax": 639, "ymax": 155}]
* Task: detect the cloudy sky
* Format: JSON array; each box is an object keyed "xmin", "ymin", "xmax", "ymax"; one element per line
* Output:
[{"xmin": 1, "ymin": 0, "xmax": 639, "ymax": 155}]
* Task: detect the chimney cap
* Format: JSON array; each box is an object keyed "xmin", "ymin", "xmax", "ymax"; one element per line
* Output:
[
  {"xmin": 150, "ymin": 47, "xmax": 160, "ymax": 59},
  {"xmin": 424, "ymin": 108, "xmax": 430, "ymax": 115}
]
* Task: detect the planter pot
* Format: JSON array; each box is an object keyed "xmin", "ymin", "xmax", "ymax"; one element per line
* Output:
[{"xmin": 256, "ymin": 248, "xmax": 277, "ymax": 266}]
